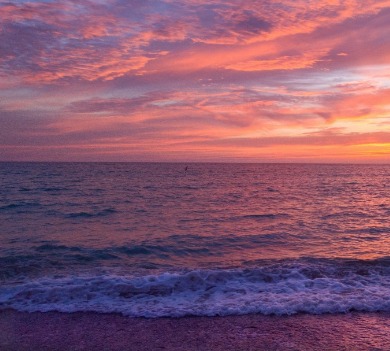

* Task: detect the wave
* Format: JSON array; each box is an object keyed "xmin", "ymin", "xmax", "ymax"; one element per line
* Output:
[
  {"xmin": 64, "ymin": 208, "xmax": 118, "ymax": 218},
  {"xmin": 0, "ymin": 202, "xmax": 42, "ymax": 211},
  {"xmin": 239, "ymin": 213, "xmax": 289, "ymax": 220},
  {"xmin": 38, "ymin": 187, "xmax": 69, "ymax": 192},
  {"xmin": 1, "ymin": 258, "xmax": 389, "ymax": 318},
  {"xmin": 0, "ymin": 242, "xmax": 213, "ymax": 279}
]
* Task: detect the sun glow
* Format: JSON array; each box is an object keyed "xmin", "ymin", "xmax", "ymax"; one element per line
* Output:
[{"xmin": 1, "ymin": 0, "xmax": 390, "ymax": 162}]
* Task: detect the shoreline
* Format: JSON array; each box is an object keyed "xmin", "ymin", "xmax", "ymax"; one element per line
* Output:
[{"xmin": 1, "ymin": 310, "xmax": 389, "ymax": 351}]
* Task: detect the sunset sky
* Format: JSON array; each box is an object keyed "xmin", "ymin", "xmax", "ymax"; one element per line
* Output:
[{"xmin": 1, "ymin": 0, "xmax": 390, "ymax": 163}]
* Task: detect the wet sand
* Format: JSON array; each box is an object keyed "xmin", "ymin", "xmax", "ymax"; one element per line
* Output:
[{"xmin": 0, "ymin": 310, "xmax": 389, "ymax": 351}]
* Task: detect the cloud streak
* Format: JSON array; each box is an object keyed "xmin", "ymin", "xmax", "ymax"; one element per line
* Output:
[{"xmin": 1, "ymin": 0, "xmax": 390, "ymax": 162}]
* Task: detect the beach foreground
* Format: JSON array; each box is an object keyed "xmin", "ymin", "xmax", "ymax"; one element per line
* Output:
[{"xmin": 1, "ymin": 310, "xmax": 389, "ymax": 351}]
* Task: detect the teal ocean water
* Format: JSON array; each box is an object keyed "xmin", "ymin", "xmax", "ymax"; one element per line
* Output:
[{"xmin": 0, "ymin": 163, "xmax": 389, "ymax": 317}]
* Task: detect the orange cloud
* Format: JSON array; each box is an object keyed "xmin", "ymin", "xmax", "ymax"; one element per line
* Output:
[
  {"xmin": 226, "ymin": 51, "xmax": 328, "ymax": 71},
  {"xmin": 1, "ymin": 0, "xmax": 390, "ymax": 162}
]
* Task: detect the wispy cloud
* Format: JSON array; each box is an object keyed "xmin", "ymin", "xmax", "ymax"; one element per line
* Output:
[{"xmin": 1, "ymin": 0, "xmax": 390, "ymax": 162}]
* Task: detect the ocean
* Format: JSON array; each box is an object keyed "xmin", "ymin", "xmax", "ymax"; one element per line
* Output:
[{"xmin": 0, "ymin": 162, "xmax": 389, "ymax": 318}]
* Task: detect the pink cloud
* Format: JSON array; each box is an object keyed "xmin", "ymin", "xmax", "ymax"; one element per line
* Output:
[{"xmin": 1, "ymin": 0, "xmax": 390, "ymax": 162}]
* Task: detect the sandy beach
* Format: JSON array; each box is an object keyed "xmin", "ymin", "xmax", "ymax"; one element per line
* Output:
[{"xmin": 0, "ymin": 310, "xmax": 389, "ymax": 351}]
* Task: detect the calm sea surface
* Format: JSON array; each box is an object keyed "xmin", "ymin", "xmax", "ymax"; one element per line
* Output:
[{"xmin": 0, "ymin": 162, "xmax": 389, "ymax": 317}]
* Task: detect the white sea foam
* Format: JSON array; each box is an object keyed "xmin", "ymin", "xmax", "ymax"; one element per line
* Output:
[{"xmin": 1, "ymin": 262, "xmax": 389, "ymax": 317}]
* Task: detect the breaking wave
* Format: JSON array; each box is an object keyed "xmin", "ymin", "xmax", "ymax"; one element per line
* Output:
[{"xmin": 1, "ymin": 258, "xmax": 389, "ymax": 318}]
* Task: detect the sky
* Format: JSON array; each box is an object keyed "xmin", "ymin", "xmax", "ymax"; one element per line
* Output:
[{"xmin": 1, "ymin": 0, "xmax": 390, "ymax": 163}]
